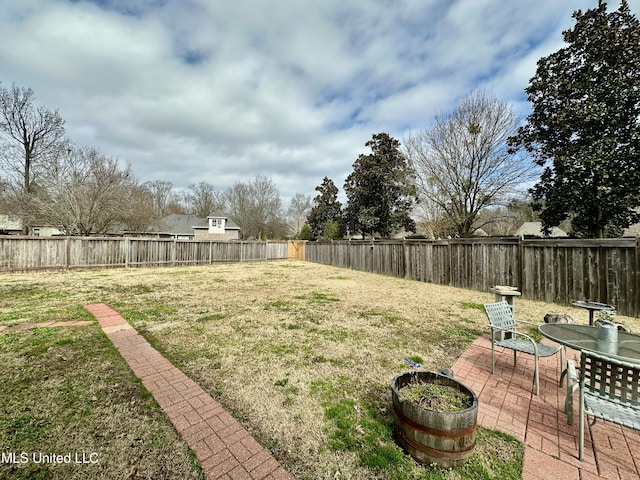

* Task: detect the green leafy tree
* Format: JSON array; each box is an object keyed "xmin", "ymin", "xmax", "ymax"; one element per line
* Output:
[
  {"xmin": 307, "ymin": 177, "xmax": 343, "ymax": 239},
  {"xmin": 322, "ymin": 220, "xmax": 342, "ymax": 240},
  {"xmin": 508, "ymin": 0, "xmax": 640, "ymax": 238},
  {"xmin": 297, "ymin": 223, "xmax": 312, "ymax": 240},
  {"xmin": 344, "ymin": 133, "xmax": 416, "ymax": 239}
]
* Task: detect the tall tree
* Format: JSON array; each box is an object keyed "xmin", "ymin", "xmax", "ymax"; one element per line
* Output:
[
  {"xmin": 405, "ymin": 91, "xmax": 534, "ymax": 237},
  {"xmin": 508, "ymin": 0, "xmax": 640, "ymax": 238},
  {"xmin": 225, "ymin": 175, "xmax": 284, "ymax": 239},
  {"xmin": 286, "ymin": 192, "xmax": 312, "ymax": 238},
  {"xmin": 344, "ymin": 133, "xmax": 416, "ymax": 239},
  {"xmin": 184, "ymin": 181, "xmax": 226, "ymax": 217},
  {"xmin": 0, "ymin": 82, "xmax": 66, "ymax": 233},
  {"xmin": 143, "ymin": 180, "xmax": 184, "ymax": 216},
  {"xmin": 307, "ymin": 177, "xmax": 342, "ymax": 239},
  {"xmin": 36, "ymin": 146, "xmax": 140, "ymax": 235}
]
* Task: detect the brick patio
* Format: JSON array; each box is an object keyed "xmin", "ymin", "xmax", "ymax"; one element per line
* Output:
[
  {"xmin": 85, "ymin": 302, "xmax": 640, "ymax": 479},
  {"xmin": 452, "ymin": 335, "xmax": 640, "ymax": 480}
]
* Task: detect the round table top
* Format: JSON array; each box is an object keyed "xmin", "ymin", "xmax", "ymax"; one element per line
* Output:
[
  {"xmin": 539, "ymin": 323, "xmax": 640, "ymax": 361},
  {"xmin": 570, "ymin": 300, "xmax": 615, "ymax": 311}
]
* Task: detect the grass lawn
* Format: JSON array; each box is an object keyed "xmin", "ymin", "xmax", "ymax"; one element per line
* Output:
[{"xmin": 2, "ymin": 261, "xmax": 636, "ymax": 479}]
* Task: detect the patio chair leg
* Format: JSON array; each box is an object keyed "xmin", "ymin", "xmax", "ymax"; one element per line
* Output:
[
  {"xmin": 565, "ymin": 360, "xmax": 577, "ymax": 425},
  {"xmin": 534, "ymin": 353, "xmax": 539, "ymax": 396},
  {"xmin": 578, "ymin": 389, "xmax": 585, "ymax": 460},
  {"xmin": 513, "ymin": 349, "xmax": 517, "ymax": 366},
  {"xmin": 559, "ymin": 347, "xmax": 564, "ymax": 386},
  {"xmin": 491, "ymin": 340, "xmax": 495, "ymax": 374}
]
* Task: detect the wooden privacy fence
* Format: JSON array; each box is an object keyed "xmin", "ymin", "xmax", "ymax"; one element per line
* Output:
[
  {"xmin": 305, "ymin": 238, "xmax": 640, "ymax": 317},
  {"xmin": 0, "ymin": 237, "xmax": 288, "ymax": 272}
]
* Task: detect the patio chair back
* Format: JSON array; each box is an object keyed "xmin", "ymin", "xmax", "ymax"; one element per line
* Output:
[
  {"xmin": 484, "ymin": 301, "xmax": 562, "ymax": 396},
  {"xmin": 578, "ymin": 349, "xmax": 640, "ymax": 459},
  {"xmin": 580, "ymin": 350, "xmax": 640, "ymax": 406},
  {"xmin": 484, "ymin": 301, "xmax": 516, "ymax": 331}
]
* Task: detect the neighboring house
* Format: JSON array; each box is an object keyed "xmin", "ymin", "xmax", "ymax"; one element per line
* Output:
[
  {"xmin": 0, "ymin": 214, "xmax": 62, "ymax": 236},
  {"xmin": 148, "ymin": 213, "xmax": 240, "ymax": 241},
  {"xmin": 515, "ymin": 222, "xmax": 568, "ymax": 238},
  {"xmin": 193, "ymin": 213, "xmax": 241, "ymax": 241},
  {"xmin": 0, "ymin": 214, "xmax": 22, "ymax": 235},
  {"xmin": 29, "ymin": 225, "xmax": 63, "ymax": 236}
]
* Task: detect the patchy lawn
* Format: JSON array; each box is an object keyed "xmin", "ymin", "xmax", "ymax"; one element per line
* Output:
[
  {"xmin": 0, "ymin": 323, "xmax": 203, "ymax": 480},
  {"xmin": 2, "ymin": 261, "xmax": 635, "ymax": 479}
]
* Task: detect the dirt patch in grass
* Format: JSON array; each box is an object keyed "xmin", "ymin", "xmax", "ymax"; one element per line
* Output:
[{"xmin": 1, "ymin": 261, "xmax": 636, "ymax": 479}]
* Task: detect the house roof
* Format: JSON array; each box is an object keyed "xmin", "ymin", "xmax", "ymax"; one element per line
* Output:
[
  {"xmin": 152, "ymin": 213, "xmax": 239, "ymax": 235},
  {"xmin": 515, "ymin": 222, "xmax": 568, "ymax": 238},
  {"xmin": 198, "ymin": 214, "xmax": 240, "ymax": 230},
  {"xmin": 0, "ymin": 214, "xmax": 22, "ymax": 232}
]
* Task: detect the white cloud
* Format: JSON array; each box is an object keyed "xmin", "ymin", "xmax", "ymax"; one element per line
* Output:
[{"xmin": 1, "ymin": 0, "xmax": 639, "ymax": 208}]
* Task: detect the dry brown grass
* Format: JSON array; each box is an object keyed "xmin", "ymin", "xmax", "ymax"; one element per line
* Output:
[{"xmin": 2, "ymin": 261, "xmax": 636, "ymax": 479}]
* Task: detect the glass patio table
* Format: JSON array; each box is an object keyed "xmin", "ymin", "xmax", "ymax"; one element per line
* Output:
[
  {"xmin": 570, "ymin": 300, "xmax": 615, "ymax": 325},
  {"xmin": 538, "ymin": 323, "xmax": 640, "ymax": 425},
  {"xmin": 538, "ymin": 323, "xmax": 640, "ymax": 361}
]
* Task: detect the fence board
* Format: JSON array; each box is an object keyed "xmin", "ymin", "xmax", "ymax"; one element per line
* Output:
[
  {"xmin": 306, "ymin": 238, "xmax": 639, "ymax": 317},
  {"xmin": 0, "ymin": 237, "xmax": 287, "ymax": 273}
]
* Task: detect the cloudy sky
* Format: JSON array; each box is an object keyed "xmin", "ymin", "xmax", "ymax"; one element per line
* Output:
[{"xmin": 2, "ymin": 0, "xmax": 637, "ymax": 207}]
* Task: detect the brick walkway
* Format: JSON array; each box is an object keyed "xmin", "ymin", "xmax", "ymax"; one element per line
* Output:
[
  {"xmin": 452, "ymin": 335, "xmax": 640, "ymax": 480},
  {"xmin": 84, "ymin": 303, "xmax": 293, "ymax": 480}
]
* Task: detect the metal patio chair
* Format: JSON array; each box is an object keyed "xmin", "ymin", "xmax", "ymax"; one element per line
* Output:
[
  {"xmin": 578, "ymin": 349, "xmax": 640, "ymax": 460},
  {"xmin": 484, "ymin": 301, "xmax": 563, "ymax": 395}
]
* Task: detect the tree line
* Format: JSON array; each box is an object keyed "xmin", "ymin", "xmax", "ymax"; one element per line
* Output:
[
  {"xmin": 305, "ymin": 1, "xmax": 640, "ymax": 240},
  {"xmin": 2, "ymin": 1, "xmax": 639, "ymax": 240},
  {"xmin": 0, "ymin": 82, "xmax": 306, "ymax": 239}
]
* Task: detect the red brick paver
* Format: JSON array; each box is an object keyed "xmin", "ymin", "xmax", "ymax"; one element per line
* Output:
[
  {"xmin": 452, "ymin": 335, "xmax": 640, "ymax": 480},
  {"xmin": 84, "ymin": 303, "xmax": 293, "ymax": 480}
]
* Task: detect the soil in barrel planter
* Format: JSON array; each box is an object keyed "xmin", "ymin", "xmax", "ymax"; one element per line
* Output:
[{"xmin": 398, "ymin": 379, "xmax": 473, "ymax": 412}]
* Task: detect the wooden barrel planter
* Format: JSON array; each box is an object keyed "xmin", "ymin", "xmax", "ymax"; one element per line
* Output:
[{"xmin": 391, "ymin": 371, "xmax": 478, "ymax": 468}]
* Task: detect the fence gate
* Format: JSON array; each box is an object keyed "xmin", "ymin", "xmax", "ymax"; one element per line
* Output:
[{"xmin": 288, "ymin": 241, "xmax": 306, "ymax": 261}]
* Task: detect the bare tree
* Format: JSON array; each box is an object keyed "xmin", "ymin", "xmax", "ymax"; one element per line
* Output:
[
  {"xmin": 36, "ymin": 146, "xmax": 139, "ymax": 235},
  {"xmin": 143, "ymin": 180, "xmax": 184, "ymax": 216},
  {"xmin": 404, "ymin": 91, "xmax": 536, "ymax": 237},
  {"xmin": 183, "ymin": 181, "xmax": 226, "ymax": 217},
  {"xmin": 225, "ymin": 175, "xmax": 284, "ymax": 239},
  {"xmin": 0, "ymin": 82, "xmax": 66, "ymax": 233},
  {"xmin": 286, "ymin": 193, "xmax": 311, "ymax": 238},
  {"xmin": 120, "ymin": 184, "xmax": 157, "ymax": 233}
]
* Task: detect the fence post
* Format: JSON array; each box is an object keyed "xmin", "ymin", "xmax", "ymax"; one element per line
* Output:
[
  {"xmin": 636, "ymin": 236, "xmax": 640, "ymax": 317},
  {"xmin": 124, "ymin": 238, "xmax": 130, "ymax": 268},
  {"xmin": 447, "ymin": 238, "xmax": 452, "ymax": 286},
  {"xmin": 172, "ymin": 239, "xmax": 177, "ymax": 267},
  {"xmin": 65, "ymin": 237, "xmax": 71, "ymax": 270},
  {"xmin": 518, "ymin": 236, "xmax": 525, "ymax": 295}
]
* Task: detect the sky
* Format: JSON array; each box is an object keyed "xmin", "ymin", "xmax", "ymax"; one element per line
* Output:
[{"xmin": 1, "ymin": 0, "xmax": 638, "ymax": 208}]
